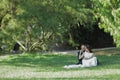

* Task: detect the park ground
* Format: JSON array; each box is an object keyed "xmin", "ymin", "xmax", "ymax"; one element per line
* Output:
[{"xmin": 0, "ymin": 48, "xmax": 120, "ymax": 80}]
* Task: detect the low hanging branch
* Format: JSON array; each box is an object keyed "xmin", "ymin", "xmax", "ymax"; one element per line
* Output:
[
  {"xmin": 16, "ymin": 40, "xmax": 27, "ymax": 51},
  {"xmin": 13, "ymin": 37, "xmax": 27, "ymax": 51}
]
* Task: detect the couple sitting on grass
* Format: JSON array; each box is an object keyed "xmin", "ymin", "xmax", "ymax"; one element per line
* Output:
[{"xmin": 64, "ymin": 44, "xmax": 99, "ymax": 68}]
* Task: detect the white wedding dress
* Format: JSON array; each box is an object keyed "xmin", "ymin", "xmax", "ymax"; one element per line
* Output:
[{"xmin": 64, "ymin": 52, "xmax": 97, "ymax": 68}]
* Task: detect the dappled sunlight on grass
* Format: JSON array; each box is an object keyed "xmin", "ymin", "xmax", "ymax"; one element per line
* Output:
[
  {"xmin": 0, "ymin": 54, "xmax": 77, "ymax": 71},
  {"xmin": 0, "ymin": 68, "xmax": 120, "ymax": 79},
  {"xmin": 0, "ymin": 54, "xmax": 119, "ymax": 76},
  {"xmin": 0, "ymin": 49, "xmax": 120, "ymax": 79},
  {"xmin": 0, "ymin": 53, "xmax": 120, "ymax": 70}
]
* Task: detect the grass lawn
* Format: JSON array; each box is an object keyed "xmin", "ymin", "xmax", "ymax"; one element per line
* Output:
[{"xmin": 0, "ymin": 48, "xmax": 120, "ymax": 80}]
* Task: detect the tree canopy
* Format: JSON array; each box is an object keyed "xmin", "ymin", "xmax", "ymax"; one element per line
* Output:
[
  {"xmin": 93, "ymin": 0, "xmax": 120, "ymax": 47},
  {"xmin": 0, "ymin": 0, "xmax": 119, "ymax": 52}
]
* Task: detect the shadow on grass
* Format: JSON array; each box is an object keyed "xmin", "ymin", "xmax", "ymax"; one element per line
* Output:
[
  {"xmin": 96, "ymin": 54, "xmax": 120, "ymax": 69},
  {"xmin": 0, "ymin": 54, "xmax": 76, "ymax": 68},
  {"xmin": 0, "ymin": 53, "xmax": 120, "ymax": 69}
]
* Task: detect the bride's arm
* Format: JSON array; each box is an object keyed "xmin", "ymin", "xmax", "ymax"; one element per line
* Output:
[{"xmin": 84, "ymin": 54, "xmax": 95, "ymax": 60}]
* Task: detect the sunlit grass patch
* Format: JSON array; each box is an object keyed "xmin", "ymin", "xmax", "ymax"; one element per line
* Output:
[
  {"xmin": 0, "ymin": 68, "xmax": 120, "ymax": 79},
  {"xmin": 0, "ymin": 48, "xmax": 120, "ymax": 79}
]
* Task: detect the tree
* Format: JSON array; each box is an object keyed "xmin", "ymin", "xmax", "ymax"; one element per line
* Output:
[
  {"xmin": 0, "ymin": 0, "xmax": 96, "ymax": 51},
  {"xmin": 0, "ymin": 0, "xmax": 118, "ymax": 52},
  {"xmin": 92, "ymin": 0, "xmax": 120, "ymax": 47}
]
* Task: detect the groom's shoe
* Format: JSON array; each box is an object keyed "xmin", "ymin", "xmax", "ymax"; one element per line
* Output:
[
  {"xmin": 76, "ymin": 62, "xmax": 80, "ymax": 65},
  {"xmin": 76, "ymin": 62, "xmax": 82, "ymax": 65}
]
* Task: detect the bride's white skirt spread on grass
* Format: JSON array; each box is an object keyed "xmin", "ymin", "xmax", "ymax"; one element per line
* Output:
[{"xmin": 64, "ymin": 57, "xmax": 97, "ymax": 68}]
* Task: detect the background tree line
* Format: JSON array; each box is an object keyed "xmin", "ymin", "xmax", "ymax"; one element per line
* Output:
[{"xmin": 0, "ymin": 0, "xmax": 119, "ymax": 52}]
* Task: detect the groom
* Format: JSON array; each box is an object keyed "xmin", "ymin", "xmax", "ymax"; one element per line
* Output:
[{"xmin": 77, "ymin": 44, "xmax": 85, "ymax": 64}]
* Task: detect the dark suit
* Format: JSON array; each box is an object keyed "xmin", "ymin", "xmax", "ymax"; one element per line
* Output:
[{"xmin": 77, "ymin": 50, "xmax": 85, "ymax": 64}]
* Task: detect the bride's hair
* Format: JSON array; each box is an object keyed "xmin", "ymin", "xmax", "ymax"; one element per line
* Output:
[{"xmin": 85, "ymin": 44, "xmax": 92, "ymax": 52}]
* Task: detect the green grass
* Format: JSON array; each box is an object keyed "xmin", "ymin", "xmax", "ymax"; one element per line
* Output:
[{"xmin": 0, "ymin": 49, "xmax": 120, "ymax": 80}]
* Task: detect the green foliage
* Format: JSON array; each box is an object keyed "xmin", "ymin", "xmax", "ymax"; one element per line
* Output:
[
  {"xmin": 0, "ymin": 0, "xmax": 95, "ymax": 51},
  {"xmin": 92, "ymin": 0, "xmax": 120, "ymax": 47},
  {"xmin": 0, "ymin": 0, "xmax": 119, "ymax": 52}
]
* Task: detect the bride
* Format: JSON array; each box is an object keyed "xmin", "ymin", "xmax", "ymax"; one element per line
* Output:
[{"xmin": 64, "ymin": 45, "xmax": 98, "ymax": 68}]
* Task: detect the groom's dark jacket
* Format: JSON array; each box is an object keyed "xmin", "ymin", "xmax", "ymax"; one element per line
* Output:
[{"xmin": 77, "ymin": 50, "xmax": 85, "ymax": 64}]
